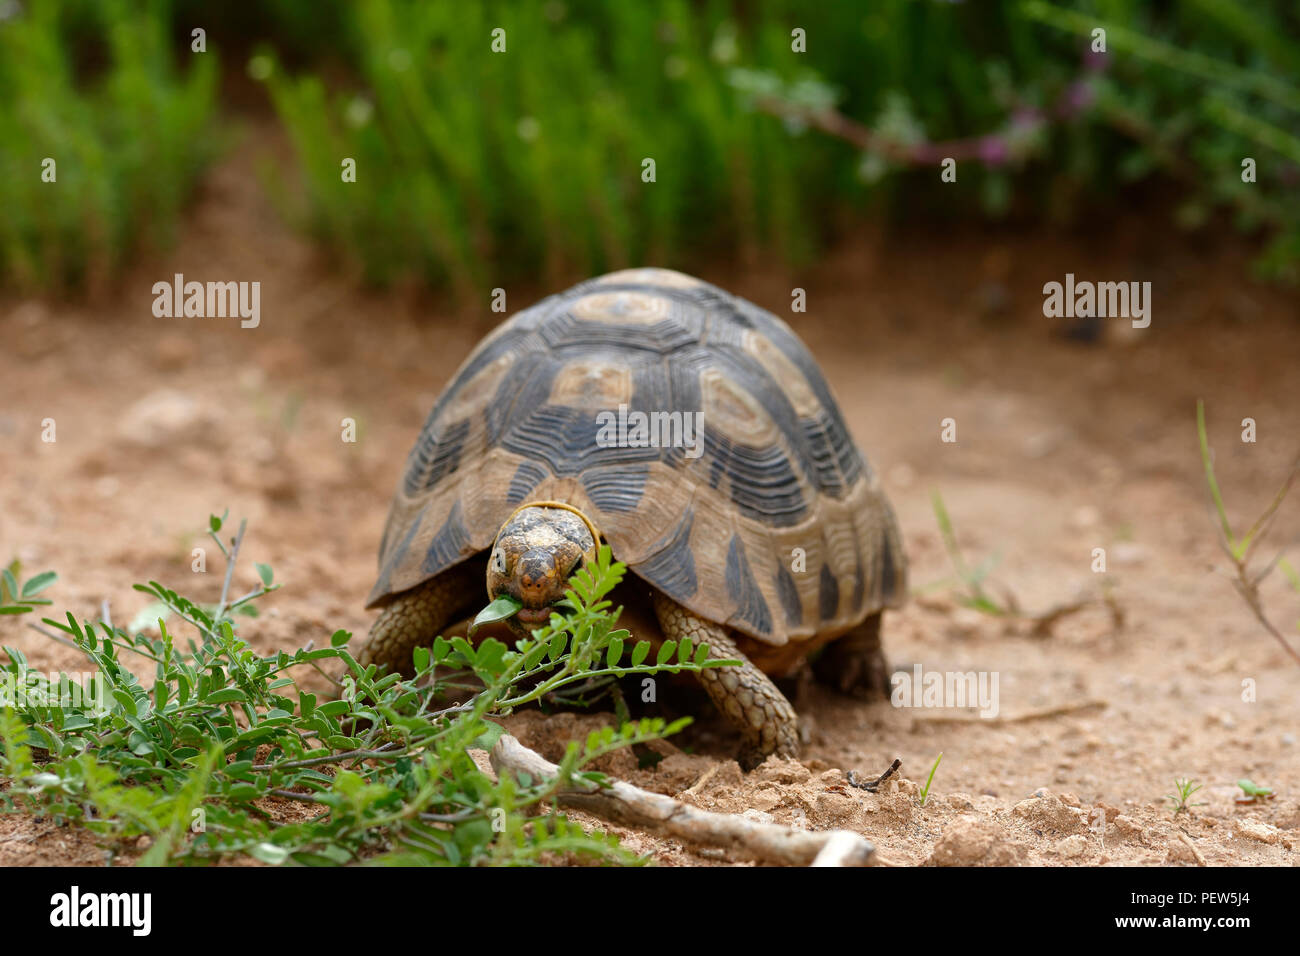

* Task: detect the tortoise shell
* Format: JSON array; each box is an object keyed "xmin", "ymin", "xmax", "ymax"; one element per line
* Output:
[{"xmin": 368, "ymin": 268, "xmax": 906, "ymax": 647}]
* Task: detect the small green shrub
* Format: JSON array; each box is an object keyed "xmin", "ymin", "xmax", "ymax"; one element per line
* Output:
[
  {"xmin": 0, "ymin": 513, "xmax": 729, "ymax": 866},
  {"xmin": 1165, "ymin": 778, "xmax": 1206, "ymax": 815},
  {"xmin": 0, "ymin": 0, "xmax": 219, "ymax": 292}
]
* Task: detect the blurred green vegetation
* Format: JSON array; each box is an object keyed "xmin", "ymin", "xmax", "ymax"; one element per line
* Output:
[
  {"xmin": 253, "ymin": 0, "xmax": 1300, "ymax": 291},
  {"xmin": 3, "ymin": 0, "xmax": 1299, "ymax": 295},
  {"xmin": 0, "ymin": 0, "xmax": 218, "ymax": 293},
  {"xmin": 257, "ymin": 0, "xmax": 860, "ymax": 294}
]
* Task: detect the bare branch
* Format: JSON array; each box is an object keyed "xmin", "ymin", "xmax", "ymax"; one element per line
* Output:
[
  {"xmin": 490, "ymin": 734, "xmax": 875, "ymax": 867},
  {"xmin": 213, "ymin": 518, "xmax": 248, "ymax": 625}
]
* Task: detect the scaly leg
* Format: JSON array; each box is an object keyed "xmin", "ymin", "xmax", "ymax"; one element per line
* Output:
[
  {"xmin": 355, "ymin": 566, "xmax": 481, "ymax": 677},
  {"xmin": 652, "ymin": 593, "xmax": 799, "ymax": 770},
  {"xmin": 812, "ymin": 612, "xmax": 890, "ymax": 698}
]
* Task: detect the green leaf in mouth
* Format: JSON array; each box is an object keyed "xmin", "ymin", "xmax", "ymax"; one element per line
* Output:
[{"xmin": 469, "ymin": 594, "xmax": 523, "ymax": 634}]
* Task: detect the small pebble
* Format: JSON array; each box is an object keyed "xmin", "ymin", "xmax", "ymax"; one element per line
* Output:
[
  {"xmin": 1058, "ymin": 835, "xmax": 1088, "ymax": 859},
  {"xmin": 889, "ymin": 463, "xmax": 915, "ymax": 489},
  {"xmin": 1111, "ymin": 542, "xmax": 1148, "ymax": 566},
  {"xmin": 1235, "ymin": 820, "xmax": 1279, "ymax": 845},
  {"xmin": 1071, "ymin": 505, "xmax": 1101, "ymax": 530}
]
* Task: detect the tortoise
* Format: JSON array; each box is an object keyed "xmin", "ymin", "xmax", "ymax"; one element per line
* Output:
[{"xmin": 357, "ymin": 268, "xmax": 907, "ymax": 768}]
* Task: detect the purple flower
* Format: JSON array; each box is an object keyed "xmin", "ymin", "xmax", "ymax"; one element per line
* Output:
[
  {"xmin": 1011, "ymin": 107, "xmax": 1043, "ymax": 129},
  {"xmin": 978, "ymin": 136, "xmax": 1009, "ymax": 166},
  {"xmin": 1058, "ymin": 81, "xmax": 1095, "ymax": 118}
]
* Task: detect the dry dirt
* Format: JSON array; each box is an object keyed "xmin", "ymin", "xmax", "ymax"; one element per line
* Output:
[{"xmin": 2, "ymin": 138, "xmax": 1299, "ymax": 867}]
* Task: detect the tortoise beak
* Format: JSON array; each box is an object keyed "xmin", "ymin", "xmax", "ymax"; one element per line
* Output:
[{"xmin": 515, "ymin": 606, "xmax": 552, "ymax": 626}]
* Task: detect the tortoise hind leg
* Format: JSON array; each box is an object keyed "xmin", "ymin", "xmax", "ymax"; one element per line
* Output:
[
  {"xmin": 813, "ymin": 612, "xmax": 890, "ymax": 698},
  {"xmin": 356, "ymin": 565, "xmax": 481, "ymax": 677},
  {"xmin": 652, "ymin": 593, "xmax": 798, "ymax": 770}
]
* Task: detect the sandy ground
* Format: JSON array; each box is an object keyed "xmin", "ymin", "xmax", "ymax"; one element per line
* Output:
[{"xmin": 2, "ymin": 135, "xmax": 1299, "ymax": 866}]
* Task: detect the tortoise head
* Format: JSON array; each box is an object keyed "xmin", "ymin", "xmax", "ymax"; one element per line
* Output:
[{"xmin": 486, "ymin": 502, "xmax": 600, "ymax": 630}]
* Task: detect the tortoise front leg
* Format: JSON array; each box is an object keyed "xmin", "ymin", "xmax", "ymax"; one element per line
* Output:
[
  {"xmin": 652, "ymin": 593, "xmax": 799, "ymax": 770},
  {"xmin": 356, "ymin": 565, "xmax": 481, "ymax": 677},
  {"xmin": 813, "ymin": 612, "xmax": 890, "ymax": 698}
]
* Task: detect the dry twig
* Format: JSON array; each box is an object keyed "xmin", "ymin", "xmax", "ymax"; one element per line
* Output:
[
  {"xmin": 849, "ymin": 758, "xmax": 902, "ymax": 792},
  {"xmin": 909, "ymin": 699, "xmax": 1107, "ymax": 726},
  {"xmin": 490, "ymin": 734, "xmax": 875, "ymax": 867}
]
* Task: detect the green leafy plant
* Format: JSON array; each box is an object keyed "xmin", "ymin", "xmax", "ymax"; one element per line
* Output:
[
  {"xmin": 1166, "ymin": 778, "xmax": 1207, "ymax": 815},
  {"xmin": 1235, "ymin": 779, "xmax": 1276, "ymax": 804},
  {"xmin": 470, "ymin": 595, "xmax": 524, "ymax": 634},
  {"xmin": 0, "ymin": 562, "xmax": 58, "ymax": 616},
  {"xmin": 0, "ymin": 514, "xmax": 730, "ymax": 866},
  {"xmin": 918, "ymin": 752, "xmax": 943, "ymax": 807}
]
